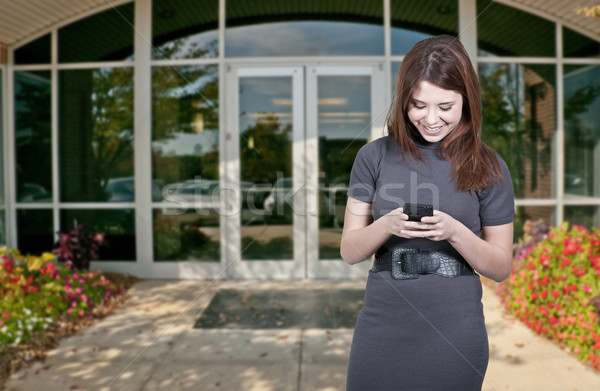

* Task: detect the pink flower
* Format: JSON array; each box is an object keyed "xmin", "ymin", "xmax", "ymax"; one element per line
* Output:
[
  {"xmin": 81, "ymin": 295, "xmax": 88, "ymax": 302},
  {"xmin": 79, "ymin": 279, "xmax": 85, "ymax": 284},
  {"xmin": 73, "ymin": 273, "xmax": 79, "ymax": 280},
  {"xmin": 75, "ymin": 288, "xmax": 83, "ymax": 295},
  {"xmin": 3, "ymin": 313, "xmax": 10, "ymax": 320},
  {"xmin": 78, "ymin": 310, "xmax": 84, "ymax": 317}
]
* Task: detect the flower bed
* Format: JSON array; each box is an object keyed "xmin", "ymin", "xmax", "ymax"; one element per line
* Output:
[
  {"xmin": 498, "ymin": 221, "xmax": 600, "ymax": 370},
  {"xmin": 0, "ymin": 246, "xmax": 137, "ymax": 384}
]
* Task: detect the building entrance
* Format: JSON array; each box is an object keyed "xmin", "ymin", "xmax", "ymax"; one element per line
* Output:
[{"xmin": 225, "ymin": 65, "xmax": 385, "ymax": 279}]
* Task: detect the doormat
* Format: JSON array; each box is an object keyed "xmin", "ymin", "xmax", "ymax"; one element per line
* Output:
[{"xmin": 194, "ymin": 289, "xmax": 364, "ymax": 329}]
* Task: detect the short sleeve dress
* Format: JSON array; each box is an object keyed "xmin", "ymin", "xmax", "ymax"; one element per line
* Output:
[{"xmin": 345, "ymin": 135, "xmax": 514, "ymax": 391}]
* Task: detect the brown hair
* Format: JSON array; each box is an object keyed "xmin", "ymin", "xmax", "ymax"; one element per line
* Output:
[{"xmin": 387, "ymin": 35, "xmax": 503, "ymax": 193}]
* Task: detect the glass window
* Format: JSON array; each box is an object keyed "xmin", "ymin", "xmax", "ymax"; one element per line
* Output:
[
  {"xmin": 153, "ymin": 210, "xmax": 220, "ymax": 261},
  {"xmin": 14, "ymin": 34, "xmax": 51, "ymax": 65},
  {"xmin": 563, "ymin": 27, "xmax": 600, "ymax": 58},
  {"xmin": 564, "ymin": 206, "xmax": 600, "ymax": 229},
  {"xmin": 60, "ymin": 209, "xmax": 136, "ymax": 260},
  {"xmin": 477, "ymin": 0, "xmax": 555, "ymax": 57},
  {"xmin": 226, "ymin": 0, "xmax": 384, "ymax": 57},
  {"xmin": 0, "ymin": 211, "xmax": 4, "ymax": 245},
  {"xmin": 17, "ymin": 209, "xmax": 54, "ymax": 255},
  {"xmin": 317, "ymin": 75, "xmax": 370, "ymax": 259},
  {"xmin": 391, "ymin": 61, "xmax": 402, "ymax": 100},
  {"xmin": 479, "ymin": 63, "xmax": 556, "ymax": 199},
  {"xmin": 59, "ymin": 3, "xmax": 134, "ymax": 63},
  {"xmin": 564, "ymin": 65, "xmax": 600, "ymax": 198},
  {"xmin": 152, "ymin": 64, "xmax": 220, "ymax": 262},
  {"xmin": 0, "ymin": 67, "xmax": 3, "ymax": 206},
  {"xmin": 152, "ymin": 0, "xmax": 219, "ymax": 60},
  {"xmin": 391, "ymin": 0, "xmax": 458, "ymax": 55},
  {"xmin": 59, "ymin": 68, "xmax": 134, "ymax": 202},
  {"xmin": 514, "ymin": 206, "xmax": 555, "ymax": 242},
  {"xmin": 15, "ymin": 71, "xmax": 52, "ymax": 203},
  {"xmin": 239, "ymin": 76, "xmax": 294, "ymax": 260},
  {"xmin": 152, "ymin": 65, "xmax": 219, "ymax": 200}
]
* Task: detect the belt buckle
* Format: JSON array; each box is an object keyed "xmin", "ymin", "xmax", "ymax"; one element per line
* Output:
[{"xmin": 391, "ymin": 248, "xmax": 420, "ymax": 280}]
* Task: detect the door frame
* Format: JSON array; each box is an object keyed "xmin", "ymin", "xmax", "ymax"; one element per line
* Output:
[
  {"xmin": 305, "ymin": 65, "xmax": 386, "ymax": 279},
  {"xmin": 225, "ymin": 63, "xmax": 386, "ymax": 280},
  {"xmin": 225, "ymin": 66, "xmax": 306, "ymax": 279}
]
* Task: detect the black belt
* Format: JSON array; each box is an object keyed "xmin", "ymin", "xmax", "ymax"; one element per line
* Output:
[{"xmin": 372, "ymin": 247, "xmax": 473, "ymax": 280}]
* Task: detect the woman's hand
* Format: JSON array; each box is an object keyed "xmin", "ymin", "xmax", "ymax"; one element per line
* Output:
[{"xmin": 399, "ymin": 210, "xmax": 460, "ymax": 241}]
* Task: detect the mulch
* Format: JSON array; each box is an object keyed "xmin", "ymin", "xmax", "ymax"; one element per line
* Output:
[{"xmin": 0, "ymin": 272, "xmax": 140, "ymax": 389}]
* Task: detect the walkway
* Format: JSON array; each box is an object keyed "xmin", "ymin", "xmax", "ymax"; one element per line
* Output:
[{"xmin": 4, "ymin": 279, "xmax": 600, "ymax": 391}]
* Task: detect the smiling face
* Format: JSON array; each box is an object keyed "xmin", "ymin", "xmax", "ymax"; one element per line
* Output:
[{"xmin": 407, "ymin": 80, "xmax": 463, "ymax": 143}]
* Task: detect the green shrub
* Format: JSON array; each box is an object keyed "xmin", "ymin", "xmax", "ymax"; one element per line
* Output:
[{"xmin": 499, "ymin": 221, "xmax": 600, "ymax": 370}]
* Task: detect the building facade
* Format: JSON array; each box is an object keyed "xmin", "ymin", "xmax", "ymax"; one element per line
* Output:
[{"xmin": 1, "ymin": 0, "xmax": 599, "ymax": 279}]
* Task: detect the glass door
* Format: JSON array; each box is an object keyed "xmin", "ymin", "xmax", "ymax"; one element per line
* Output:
[
  {"xmin": 306, "ymin": 66, "xmax": 384, "ymax": 279},
  {"xmin": 226, "ymin": 65, "xmax": 384, "ymax": 280},
  {"xmin": 226, "ymin": 67, "xmax": 306, "ymax": 279}
]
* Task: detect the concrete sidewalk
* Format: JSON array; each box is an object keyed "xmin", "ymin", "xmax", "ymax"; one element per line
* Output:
[{"xmin": 4, "ymin": 279, "xmax": 600, "ymax": 391}]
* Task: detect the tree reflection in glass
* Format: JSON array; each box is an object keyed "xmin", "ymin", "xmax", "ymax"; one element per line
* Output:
[
  {"xmin": 59, "ymin": 68, "xmax": 134, "ymax": 202},
  {"xmin": 239, "ymin": 77, "xmax": 294, "ymax": 261},
  {"xmin": 152, "ymin": 65, "xmax": 220, "ymax": 262},
  {"xmin": 479, "ymin": 63, "xmax": 555, "ymax": 199}
]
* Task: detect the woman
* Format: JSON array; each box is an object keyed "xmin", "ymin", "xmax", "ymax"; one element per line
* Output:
[{"xmin": 342, "ymin": 35, "xmax": 514, "ymax": 390}]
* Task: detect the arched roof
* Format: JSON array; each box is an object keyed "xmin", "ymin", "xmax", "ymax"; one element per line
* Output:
[{"xmin": 0, "ymin": 0, "xmax": 598, "ymax": 48}]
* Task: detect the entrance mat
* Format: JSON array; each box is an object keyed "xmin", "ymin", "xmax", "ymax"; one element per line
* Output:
[{"xmin": 194, "ymin": 289, "xmax": 364, "ymax": 329}]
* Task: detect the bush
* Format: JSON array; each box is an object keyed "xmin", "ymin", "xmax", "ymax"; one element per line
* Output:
[
  {"xmin": 53, "ymin": 223, "xmax": 105, "ymax": 270},
  {"xmin": 499, "ymin": 221, "xmax": 600, "ymax": 370}
]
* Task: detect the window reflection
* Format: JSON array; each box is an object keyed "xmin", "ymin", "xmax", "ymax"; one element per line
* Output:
[
  {"xmin": 479, "ymin": 63, "xmax": 556, "ymax": 199},
  {"xmin": 14, "ymin": 34, "xmax": 51, "ymax": 65},
  {"xmin": 391, "ymin": 0, "xmax": 457, "ymax": 55},
  {"xmin": 153, "ymin": 210, "xmax": 220, "ymax": 261},
  {"xmin": 152, "ymin": 65, "xmax": 220, "ymax": 262},
  {"xmin": 58, "ymin": 3, "xmax": 134, "ymax": 62},
  {"xmin": 564, "ymin": 65, "xmax": 600, "ymax": 198},
  {"xmin": 563, "ymin": 27, "xmax": 600, "ymax": 58},
  {"xmin": 15, "ymin": 71, "xmax": 52, "ymax": 203},
  {"xmin": 59, "ymin": 68, "xmax": 134, "ymax": 202},
  {"xmin": 318, "ymin": 75, "xmax": 371, "ymax": 259},
  {"xmin": 226, "ymin": 0, "xmax": 383, "ymax": 57},
  {"xmin": 61, "ymin": 209, "xmax": 136, "ymax": 261},
  {"xmin": 152, "ymin": 0, "xmax": 219, "ymax": 60},
  {"xmin": 152, "ymin": 65, "xmax": 219, "ymax": 201},
  {"xmin": 477, "ymin": 0, "xmax": 555, "ymax": 57},
  {"xmin": 239, "ymin": 77, "xmax": 294, "ymax": 260},
  {"xmin": 17, "ymin": 210, "xmax": 54, "ymax": 256},
  {"xmin": 565, "ymin": 206, "xmax": 600, "ymax": 229},
  {"xmin": 514, "ymin": 206, "xmax": 555, "ymax": 242}
]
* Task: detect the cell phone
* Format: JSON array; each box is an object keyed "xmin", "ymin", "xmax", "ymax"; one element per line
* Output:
[{"xmin": 403, "ymin": 203, "xmax": 434, "ymax": 222}]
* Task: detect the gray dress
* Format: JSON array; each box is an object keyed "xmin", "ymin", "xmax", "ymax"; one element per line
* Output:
[{"xmin": 346, "ymin": 135, "xmax": 514, "ymax": 391}]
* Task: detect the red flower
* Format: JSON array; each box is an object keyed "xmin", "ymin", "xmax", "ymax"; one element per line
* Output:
[
  {"xmin": 538, "ymin": 306, "xmax": 550, "ymax": 317},
  {"xmin": 551, "ymin": 290, "xmax": 560, "ymax": 298},
  {"xmin": 572, "ymin": 266, "xmax": 587, "ymax": 277},
  {"xmin": 548, "ymin": 316, "xmax": 558, "ymax": 324},
  {"xmin": 541, "ymin": 290, "xmax": 548, "ymax": 299},
  {"xmin": 3, "ymin": 313, "xmax": 10, "ymax": 319}
]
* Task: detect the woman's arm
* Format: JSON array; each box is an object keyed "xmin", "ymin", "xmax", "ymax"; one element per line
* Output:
[
  {"xmin": 340, "ymin": 197, "xmax": 407, "ymax": 265},
  {"xmin": 401, "ymin": 212, "xmax": 513, "ymax": 282}
]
